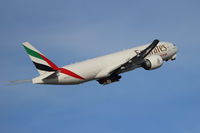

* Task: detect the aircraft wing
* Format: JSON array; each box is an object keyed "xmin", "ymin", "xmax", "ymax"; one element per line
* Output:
[
  {"xmin": 95, "ymin": 61, "xmax": 128, "ymax": 79},
  {"xmin": 110, "ymin": 39, "xmax": 159, "ymax": 75}
]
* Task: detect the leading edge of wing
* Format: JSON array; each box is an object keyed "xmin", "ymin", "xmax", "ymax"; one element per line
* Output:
[{"xmin": 110, "ymin": 39, "xmax": 160, "ymax": 75}]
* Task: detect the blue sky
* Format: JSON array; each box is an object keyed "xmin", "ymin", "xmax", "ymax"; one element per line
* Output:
[{"xmin": 0, "ymin": 0, "xmax": 200, "ymax": 133}]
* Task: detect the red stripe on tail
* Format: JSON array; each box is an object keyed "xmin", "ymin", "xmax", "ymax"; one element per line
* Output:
[
  {"xmin": 39, "ymin": 54, "xmax": 85, "ymax": 80},
  {"xmin": 39, "ymin": 54, "xmax": 59, "ymax": 70},
  {"xmin": 58, "ymin": 68, "xmax": 85, "ymax": 80}
]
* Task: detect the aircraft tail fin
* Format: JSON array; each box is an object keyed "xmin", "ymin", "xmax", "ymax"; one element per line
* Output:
[{"xmin": 22, "ymin": 42, "xmax": 59, "ymax": 75}]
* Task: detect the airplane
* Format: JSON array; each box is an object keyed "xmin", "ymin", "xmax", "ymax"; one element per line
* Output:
[{"xmin": 22, "ymin": 39, "xmax": 178, "ymax": 85}]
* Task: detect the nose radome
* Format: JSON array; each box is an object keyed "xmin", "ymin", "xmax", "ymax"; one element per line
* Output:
[
  {"xmin": 173, "ymin": 45, "xmax": 178, "ymax": 53},
  {"xmin": 170, "ymin": 43, "xmax": 178, "ymax": 53}
]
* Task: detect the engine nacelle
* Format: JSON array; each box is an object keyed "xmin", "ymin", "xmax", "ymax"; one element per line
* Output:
[{"xmin": 142, "ymin": 55, "xmax": 163, "ymax": 70}]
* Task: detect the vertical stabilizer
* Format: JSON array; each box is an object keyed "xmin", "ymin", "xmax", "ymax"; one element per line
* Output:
[{"xmin": 22, "ymin": 42, "xmax": 58, "ymax": 75}]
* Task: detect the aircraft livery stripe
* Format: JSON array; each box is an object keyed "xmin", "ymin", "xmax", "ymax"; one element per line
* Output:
[
  {"xmin": 24, "ymin": 45, "xmax": 85, "ymax": 80},
  {"xmin": 23, "ymin": 45, "xmax": 44, "ymax": 60},
  {"xmin": 39, "ymin": 54, "xmax": 85, "ymax": 80},
  {"xmin": 39, "ymin": 53, "xmax": 58, "ymax": 69},
  {"xmin": 58, "ymin": 68, "xmax": 85, "ymax": 80},
  {"xmin": 32, "ymin": 62, "xmax": 56, "ymax": 71}
]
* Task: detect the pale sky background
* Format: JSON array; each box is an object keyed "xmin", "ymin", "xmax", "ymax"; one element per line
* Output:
[{"xmin": 0, "ymin": 0, "xmax": 200, "ymax": 133}]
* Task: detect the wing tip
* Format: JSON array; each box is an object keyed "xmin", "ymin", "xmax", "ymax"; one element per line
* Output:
[{"xmin": 153, "ymin": 39, "xmax": 159, "ymax": 43}]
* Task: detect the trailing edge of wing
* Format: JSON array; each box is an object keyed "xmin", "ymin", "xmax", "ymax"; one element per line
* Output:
[{"xmin": 95, "ymin": 61, "xmax": 129, "ymax": 79}]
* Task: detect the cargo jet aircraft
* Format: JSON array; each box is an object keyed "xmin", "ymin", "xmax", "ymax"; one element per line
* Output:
[{"xmin": 22, "ymin": 39, "xmax": 178, "ymax": 85}]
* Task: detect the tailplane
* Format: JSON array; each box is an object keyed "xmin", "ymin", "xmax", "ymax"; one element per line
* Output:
[{"xmin": 22, "ymin": 42, "xmax": 58, "ymax": 75}]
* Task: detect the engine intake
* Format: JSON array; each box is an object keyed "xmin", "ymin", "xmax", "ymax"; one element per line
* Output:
[{"xmin": 142, "ymin": 55, "xmax": 163, "ymax": 70}]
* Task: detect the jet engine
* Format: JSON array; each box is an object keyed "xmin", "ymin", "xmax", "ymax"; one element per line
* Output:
[{"xmin": 142, "ymin": 55, "xmax": 163, "ymax": 70}]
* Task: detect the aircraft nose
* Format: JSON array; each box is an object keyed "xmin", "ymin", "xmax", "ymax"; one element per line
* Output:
[
  {"xmin": 172, "ymin": 44, "xmax": 178, "ymax": 53},
  {"xmin": 169, "ymin": 43, "xmax": 178, "ymax": 61}
]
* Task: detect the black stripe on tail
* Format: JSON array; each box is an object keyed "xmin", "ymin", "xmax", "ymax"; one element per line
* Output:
[{"xmin": 32, "ymin": 62, "xmax": 55, "ymax": 71}]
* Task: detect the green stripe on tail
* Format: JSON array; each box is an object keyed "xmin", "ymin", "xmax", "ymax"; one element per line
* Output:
[{"xmin": 23, "ymin": 45, "xmax": 44, "ymax": 60}]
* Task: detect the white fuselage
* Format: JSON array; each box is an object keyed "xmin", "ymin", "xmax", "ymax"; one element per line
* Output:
[{"xmin": 32, "ymin": 42, "xmax": 177, "ymax": 84}]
